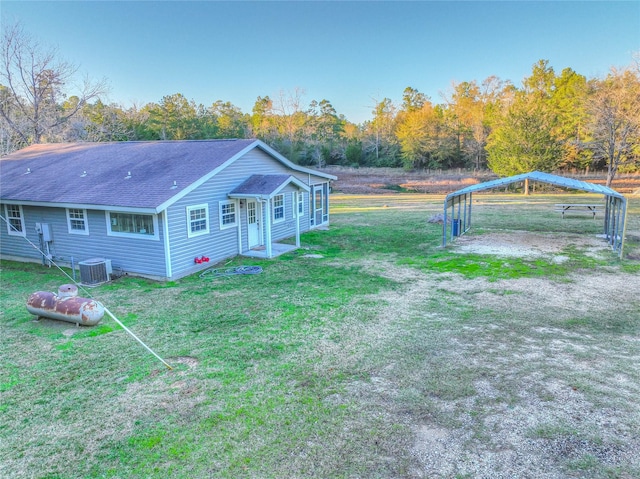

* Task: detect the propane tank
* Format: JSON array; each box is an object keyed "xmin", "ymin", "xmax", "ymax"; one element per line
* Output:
[{"xmin": 26, "ymin": 284, "xmax": 105, "ymax": 326}]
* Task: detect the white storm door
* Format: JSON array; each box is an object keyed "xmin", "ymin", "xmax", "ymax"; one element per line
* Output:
[
  {"xmin": 247, "ymin": 200, "xmax": 260, "ymax": 248},
  {"xmin": 314, "ymin": 187, "xmax": 324, "ymax": 226}
]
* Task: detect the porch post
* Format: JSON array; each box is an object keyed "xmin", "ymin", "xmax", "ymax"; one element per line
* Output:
[
  {"xmin": 295, "ymin": 192, "xmax": 301, "ymax": 247},
  {"xmin": 263, "ymin": 198, "xmax": 273, "ymax": 258},
  {"xmin": 237, "ymin": 199, "xmax": 243, "ymax": 254}
]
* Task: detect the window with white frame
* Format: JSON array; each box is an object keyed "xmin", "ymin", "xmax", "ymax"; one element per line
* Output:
[
  {"xmin": 273, "ymin": 194, "xmax": 285, "ymax": 222},
  {"xmin": 107, "ymin": 212, "xmax": 158, "ymax": 239},
  {"xmin": 66, "ymin": 208, "xmax": 89, "ymax": 235},
  {"xmin": 5, "ymin": 204, "xmax": 25, "ymax": 236},
  {"xmin": 296, "ymin": 191, "xmax": 304, "ymax": 217},
  {"xmin": 187, "ymin": 204, "xmax": 209, "ymax": 237},
  {"xmin": 219, "ymin": 200, "xmax": 237, "ymax": 229}
]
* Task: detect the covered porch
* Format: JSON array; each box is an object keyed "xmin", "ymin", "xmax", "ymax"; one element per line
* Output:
[
  {"xmin": 240, "ymin": 242, "xmax": 298, "ymax": 259},
  {"xmin": 229, "ymin": 174, "xmax": 310, "ymax": 259}
]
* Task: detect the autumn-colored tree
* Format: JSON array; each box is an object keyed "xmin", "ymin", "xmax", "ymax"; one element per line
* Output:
[
  {"xmin": 250, "ymin": 96, "xmax": 278, "ymax": 142},
  {"xmin": 586, "ymin": 67, "xmax": 640, "ymax": 186},
  {"xmin": 209, "ymin": 100, "xmax": 249, "ymax": 138},
  {"xmin": 443, "ymin": 77, "xmax": 507, "ymax": 170},
  {"xmin": 396, "ymin": 98, "xmax": 447, "ymax": 170}
]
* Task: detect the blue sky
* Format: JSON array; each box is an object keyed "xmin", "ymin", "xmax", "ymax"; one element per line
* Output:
[{"xmin": 2, "ymin": 1, "xmax": 639, "ymax": 124}]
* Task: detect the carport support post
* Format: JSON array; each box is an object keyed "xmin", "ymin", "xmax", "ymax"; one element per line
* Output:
[
  {"xmin": 451, "ymin": 199, "xmax": 456, "ymax": 238},
  {"xmin": 609, "ymin": 198, "xmax": 618, "ymax": 249},
  {"xmin": 619, "ymin": 198, "xmax": 628, "ymax": 258},
  {"xmin": 614, "ymin": 198, "xmax": 623, "ymax": 251},
  {"xmin": 442, "ymin": 198, "xmax": 449, "ymax": 247},
  {"xmin": 463, "ymin": 194, "xmax": 467, "ymax": 233},
  {"xmin": 604, "ymin": 195, "xmax": 612, "ymax": 238}
]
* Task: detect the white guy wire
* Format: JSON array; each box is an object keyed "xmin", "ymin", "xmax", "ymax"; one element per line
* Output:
[{"xmin": 0, "ymin": 213, "xmax": 173, "ymax": 370}]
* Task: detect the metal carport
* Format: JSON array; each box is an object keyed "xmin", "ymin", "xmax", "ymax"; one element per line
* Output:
[{"xmin": 442, "ymin": 171, "xmax": 628, "ymax": 257}]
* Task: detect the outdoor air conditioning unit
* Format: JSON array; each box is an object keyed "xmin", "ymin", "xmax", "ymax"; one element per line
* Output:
[{"xmin": 78, "ymin": 258, "xmax": 112, "ymax": 285}]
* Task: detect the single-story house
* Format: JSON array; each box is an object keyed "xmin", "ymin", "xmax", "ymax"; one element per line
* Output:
[{"xmin": 0, "ymin": 139, "xmax": 336, "ymax": 281}]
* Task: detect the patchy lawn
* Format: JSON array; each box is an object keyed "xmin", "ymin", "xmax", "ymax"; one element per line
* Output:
[{"xmin": 1, "ymin": 193, "xmax": 639, "ymax": 478}]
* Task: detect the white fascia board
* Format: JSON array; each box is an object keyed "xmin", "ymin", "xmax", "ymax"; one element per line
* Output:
[
  {"xmin": 0, "ymin": 199, "xmax": 157, "ymax": 214},
  {"xmin": 270, "ymin": 176, "xmax": 311, "ymax": 197},
  {"xmin": 229, "ymin": 177, "xmax": 311, "ymax": 201},
  {"xmin": 154, "ymin": 141, "xmax": 270, "ymax": 213},
  {"xmin": 155, "ymin": 140, "xmax": 336, "ymax": 213},
  {"xmin": 287, "ymin": 176, "xmax": 311, "ymax": 191},
  {"xmin": 227, "ymin": 193, "xmax": 266, "ymax": 200},
  {"xmin": 253, "ymin": 140, "xmax": 338, "ymax": 180}
]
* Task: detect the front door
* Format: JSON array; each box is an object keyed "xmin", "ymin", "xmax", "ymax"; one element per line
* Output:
[{"xmin": 247, "ymin": 200, "xmax": 260, "ymax": 248}]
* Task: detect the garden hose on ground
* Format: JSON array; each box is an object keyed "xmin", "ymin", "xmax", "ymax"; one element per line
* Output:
[{"xmin": 199, "ymin": 265, "xmax": 263, "ymax": 279}]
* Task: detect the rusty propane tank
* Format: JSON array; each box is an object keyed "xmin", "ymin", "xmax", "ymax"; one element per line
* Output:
[{"xmin": 26, "ymin": 284, "xmax": 105, "ymax": 326}]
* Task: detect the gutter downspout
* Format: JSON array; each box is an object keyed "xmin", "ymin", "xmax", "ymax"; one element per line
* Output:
[
  {"xmin": 162, "ymin": 210, "xmax": 172, "ymax": 280},
  {"xmin": 237, "ymin": 199, "xmax": 243, "ymax": 254}
]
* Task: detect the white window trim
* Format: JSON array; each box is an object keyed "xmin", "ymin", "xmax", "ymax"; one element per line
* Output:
[
  {"xmin": 273, "ymin": 194, "xmax": 285, "ymax": 223},
  {"xmin": 5, "ymin": 204, "xmax": 26, "ymax": 237},
  {"xmin": 186, "ymin": 203, "xmax": 210, "ymax": 238},
  {"xmin": 105, "ymin": 211, "xmax": 159, "ymax": 241},
  {"xmin": 66, "ymin": 208, "xmax": 89, "ymax": 235},
  {"xmin": 219, "ymin": 200, "xmax": 237, "ymax": 230}
]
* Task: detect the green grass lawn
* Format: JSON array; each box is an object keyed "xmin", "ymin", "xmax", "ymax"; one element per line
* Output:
[{"xmin": 1, "ymin": 193, "xmax": 639, "ymax": 478}]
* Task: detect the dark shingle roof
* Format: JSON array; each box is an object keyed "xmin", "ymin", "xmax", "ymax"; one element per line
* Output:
[
  {"xmin": 0, "ymin": 140, "xmax": 259, "ymax": 210},
  {"xmin": 229, "ymin": 174, "xmax": 294, "ymax": 197}
]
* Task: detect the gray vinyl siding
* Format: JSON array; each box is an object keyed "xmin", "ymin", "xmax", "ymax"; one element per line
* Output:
[
  {"xmin": 221, "ymin": 151, "xmax": 312, "ymax": 242},
  {"xmin": 0, "ymin": 203, "xmax": 168, "ymax": 278},
  {"xmin": 165, "ymin": 149, "xmax": 327, "ymax": 279},
  {"xmin": 84, "ymin": 210, "xmax": 167, "ymax": 277},
  {"xmin": 1, "ymin": 147, "xmax": 332, "ymax": 281},
  {"xmin": 1, "ymin": 204, "xmax": 46, "ymax": 261},
  {"xmin": 269, "ymin": 185, "xmax": 299, "ymax": 242}
]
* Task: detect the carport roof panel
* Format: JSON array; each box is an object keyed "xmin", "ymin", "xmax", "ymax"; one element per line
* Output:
[{"xmin": 445, "ymin": 171, "xmax": 624, "ymax": 202}]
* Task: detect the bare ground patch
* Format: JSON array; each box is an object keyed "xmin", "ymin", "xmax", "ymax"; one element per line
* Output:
[
  {"xmin": 308, "ymin": 233, "xmax": 640, "ymax": 478},
  {"xmin": 451, "ymin": 230, "xmax": 613, "ymax": 261}
]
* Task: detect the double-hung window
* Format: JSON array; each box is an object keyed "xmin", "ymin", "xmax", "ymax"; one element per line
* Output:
[
  {"xmin": 67, "ymin": 208, "xmax": 89, "ymax": 235},
  {"xmin": 273, "ymin": 194, "xmax": 285, "ymax": 222},
  {"xmin": 296, "ymin": 192, "xmax": 304, "ymax": 217},
  {"xmin": 5, "ymin": 205, "xmax": 25, "ymax": 236},
  {"xmin": 219, "ymin": 200, "xmax": 237, "ymax": 229},
  {"xmin": 187, "ymin": 204, "xmax": 209, "ymax": 237}
]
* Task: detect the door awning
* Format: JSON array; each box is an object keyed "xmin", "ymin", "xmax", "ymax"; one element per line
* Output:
[{"xmin": 228, "ymin": 174, "xmax": 310, "ymax": 200}]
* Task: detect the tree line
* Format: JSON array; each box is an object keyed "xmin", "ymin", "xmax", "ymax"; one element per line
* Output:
[{"xmin": 1, "ymin": 23, "xmax": 639, "ymax": 186}]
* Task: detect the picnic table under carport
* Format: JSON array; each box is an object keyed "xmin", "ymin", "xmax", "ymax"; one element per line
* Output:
[{"xmin": 441, "ymin": 171, "xmax": 627, "ymax": 257}]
